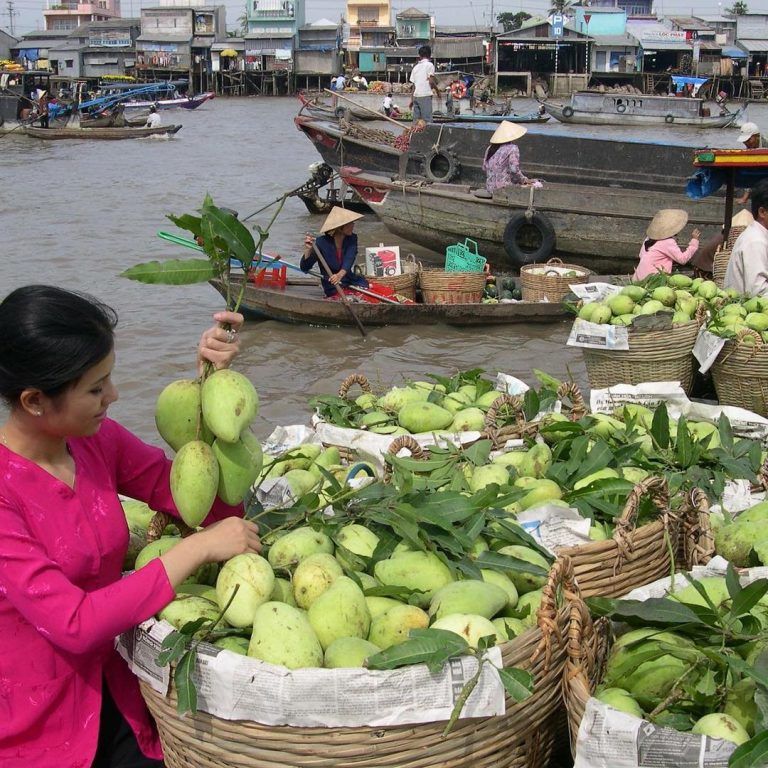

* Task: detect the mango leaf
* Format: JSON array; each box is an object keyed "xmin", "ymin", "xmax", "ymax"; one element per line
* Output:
[
  {"xmin": 463, "ymin": 440, "xmax": 493, "ymax": 467},
  {"xmin": 532, "ymin": 369, "xmax": 562, "ymax": 391},
  {"xmin": 201, "ymin": 197, "xmax": 256, "ymax": 267},
  {"xmin": 167, "ymin": 212, "xmax": 202, "ymax": 236},
  {"xmin": 729, "ymin": 731, "xmax": 768, "ymax": 768},
  {"xmin": 366, "ymin": 628, "xmax": 469, "ymax": 674},
  {"xmin": 651, "ymin": 403, "xmax": 670, "ymax": 450},
  {"xmin": 174, "ymin": 648, "xmax": 198, "ymax": 714},
  {"xmin": 474, "ymin": 550, "xmax": 551, "ymax": 577},
  {"xmin": 521, "ymin": 389, "xmax": 541, "ymax": 422},
  {"xmin": 718, "ymin": 413, "xmax": 735, "ymax": 452},
  {"xmin": 157, "ymin": 630, "xmax": 190, "ymax": 666},
  {"xmin": 497, "ymin": 666, "xmax": 534, "ymax": 702},
  {"xmin": 675, "ymin": 415, "xmax": 697, "ymax": 468},
  {"xmin": 586, "ymin": 596, "xmax": 713, "ymax": 627},
  {"xmin": 729, "ymin": 578, "xmax": 768, "ymax": 619},
  {"xmin": 363, "ymin": 584, "xmax": 426, "ymax": 602},
  {"xmin": 726, "ymin": 562, "xmax": 742, "ymax": 604},
  {"xmin": 120, "ymin": 259, "xmax": 216, "ymax": 285}
]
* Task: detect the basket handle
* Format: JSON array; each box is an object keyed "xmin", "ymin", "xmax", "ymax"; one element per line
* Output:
[
  {"xmin": 463, "ymin": 238, "xmax": 479, "ymax": 256},
  {"xmin": 558, "ymin": 381, "xmax": 587, "ymax": 422},
  {"xmin": 339, "ymin": 374, "xmax": 372, "ymax": 398},
  {"xmin": 384, "ymin": 435, "xmax": 426, "ymax": 480},
  {"xmin": 484, "ymin": 393, "xmax": 525, "ymax": 430},
  {"xmin": 544, "ymin": 269, "xmax": 561, "ymax": 276},
  {"xmin": 146, "ymin": 511, "xmax": 195, "ymax": 544},
  {"xmin": 546, "ymin": 257, "xmax": 564, "ymax": 266},
  {"xmin": 612, "ymin": 476, "xmax": 671, "ymax": 574},
  {"xmin": 531, "ymin": 554, "xmax": 579, "ymax": 672},
  {"xmin": 681, "ymin": 488, "xmax": 715, "ymax": 568}
]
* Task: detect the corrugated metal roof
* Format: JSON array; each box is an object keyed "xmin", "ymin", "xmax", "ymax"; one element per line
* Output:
[
  {"xmin": 591, "ymin": 33, "xmax": 639, "ymax": 46},
  {"xmin": 432, "ymin": 37, "xmax": 483, "ymax": 57},
  {"xmin": 739, "ymin": 38, "xmax": 768, "ymax": 51},
  {"xmin": 49, "ymin": 40, "xmax": 83, "ymax": 51},
  {"xmin": 397, "ymin": 7, "xmax": 430, "ymax": 18}
]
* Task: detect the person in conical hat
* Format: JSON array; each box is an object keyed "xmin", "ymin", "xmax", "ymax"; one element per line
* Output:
[
  {"xmin": 300, "ymin": 207, "xmax": 370, "ymax": 298},
  {"xmin": 482, "ymin": 121, "xmax": 541, "ymax": 194},
  {"xmin": 633, "ymin": 208, "xmax": 700, "ymax": 281}
]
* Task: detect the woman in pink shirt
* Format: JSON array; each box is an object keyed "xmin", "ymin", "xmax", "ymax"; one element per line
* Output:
[
  {"xmin": 0, "ymin": 285, "xmax": 262, "ymax": 768},
  {"xmin": 633, "ymin": 208, "xmax": 701, "ymax": 281}
]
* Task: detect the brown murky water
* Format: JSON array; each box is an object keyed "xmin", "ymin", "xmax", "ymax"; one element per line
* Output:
[{"xmin": 7, "ymin": 95, "xmax": 760, "ymax": 441}]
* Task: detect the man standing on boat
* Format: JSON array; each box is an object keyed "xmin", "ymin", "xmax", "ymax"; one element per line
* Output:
[
  {"xmin": 725, "ymin": 180, "xmax": 768, "ymax": 297},
  {"xmin": 145, "ymin": 105, "xmax": 162, "ymax": 129},
  {"xmin": 739, "ymin": 122, "xmax": 766, "ymax": 149},
  {"xmin": 409, "ymin": 45, "xmax": 439, "ymax": 123}
]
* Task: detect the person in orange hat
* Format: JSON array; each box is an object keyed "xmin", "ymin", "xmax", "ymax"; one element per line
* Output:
[{"xmin": 301, "ymin": 207, "xmax": 370, "ymax": 297}]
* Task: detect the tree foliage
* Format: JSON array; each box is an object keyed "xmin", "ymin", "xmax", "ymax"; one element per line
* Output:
[{"xmin": 496, "ymin": 11, "xmax": 531, "ymax": 31}]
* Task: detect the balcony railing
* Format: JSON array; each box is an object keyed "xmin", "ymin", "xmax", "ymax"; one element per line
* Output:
[{"xmin": 356, "ymin": 19, "xmax": 380, "ymax": 26}]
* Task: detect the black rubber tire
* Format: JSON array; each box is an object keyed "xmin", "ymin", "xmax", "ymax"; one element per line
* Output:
[
  {"xmin": 616, "ymin": 103, "xmax": 626, "ymax": 113},
  {"xmin": 665, "ymin": 114, "xmax": 674, "ymax": 124},
  {"xmin": 334, "ymin": 106, "xmax": 347, "ymax": 118},
  {"xmin": 503, "ymin": 212, "xmax": 557, "ymax": 268},
  {"xmin": 423, "ymin": 149, "xmax": 460, "ymax": 183},
  {"xmin": 562, "ymin": 105, "xmax": 574, "ymax": 118}
]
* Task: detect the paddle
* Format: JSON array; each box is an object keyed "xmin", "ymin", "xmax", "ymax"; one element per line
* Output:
[
  {"xmin": 325, "ymin": 89, "xmax": 408, "ymax": 131},
  {"xmin": 311, "ymin": 242, "xmax": 366, "ymax": 337}
]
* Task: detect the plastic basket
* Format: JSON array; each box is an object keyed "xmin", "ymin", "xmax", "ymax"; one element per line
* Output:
[{"xmin": 445, "ymin": 239, "xmax": 487, "ymax": 272}]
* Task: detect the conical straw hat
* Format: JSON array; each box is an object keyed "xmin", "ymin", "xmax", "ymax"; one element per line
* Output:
[
  {"xmin": 732, "ymin": 208, "xmax": 754, "ymax": 227},
  {"xmin": 489, "ymin": 121, "xmax": 528, "ymax": 144},
  {"xmin": 646, "ymin": 209, "xmax": 688, "ymax": 240},
  {"xmin": 320, "ymin": 206, "xmax": 364, "ymax": 233}
]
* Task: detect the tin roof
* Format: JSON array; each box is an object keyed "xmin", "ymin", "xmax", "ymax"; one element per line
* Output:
[{"xmin": 591, "ymin": 33, "xmax": 639, "ymax": 46}]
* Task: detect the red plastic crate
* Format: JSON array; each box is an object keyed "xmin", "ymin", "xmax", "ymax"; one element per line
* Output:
[{"xmin": 249, "ymin": 265, "xmax": 287, "ymax": 289}]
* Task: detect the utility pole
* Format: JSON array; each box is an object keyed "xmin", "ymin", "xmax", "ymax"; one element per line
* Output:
[{"xmin": 6, "ymin": 0, "xmax": 18, "ymax": 36}]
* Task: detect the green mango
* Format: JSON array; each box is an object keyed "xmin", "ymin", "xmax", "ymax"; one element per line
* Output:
[
  {"xmin": 691, "ymin": 713, "xmax": 749, "ymax": 746},
  {"xmin": 248, "ymin": 602, "xmax": 323, "ymax": 669},
  {"xmin": 492, "ymin": 616, "xmax": 526, "ymax": 641},
  {"xmin": 441, "ymin": 391, "xmax": 474, "ymax": 414},
  {"xmin": 122, "ymin": 499, "xmax": 157, "ymax": 570},
  {"xmin": 155, "ymin": 378, "xmax": 213, "ymax": 452},
  {"xmin": 283, "ymin": 468, "xmax": 320, "ymax": 498},
  {"xmin": 411, "ymin": 381, "xmax": 446, "ymax": 393},
  {"xmin": 159, "ymin": 595, "xmax": 221, "ymax": 630},
  {"xmin": 358, "ymin": 410, "xmax": 393, "ymax": 429},
  {"xmin": 512, "ymin": 589, "xmax": 543, "ymax": 627},
  {"xmin": 135, "ymin": 535, "xmax": 180, "ymax": 570},
  {"xmin": 170, "ymin": 440, "xmax": 219, "ymax": 527},
  {"xmin": 687, "ymin": 421, "xmax": 721, "ymax": 449},
  {"xmin": 620, "ymin": 285, "xmax": 647, "ymax": 302},
  {"xmin": 212, "ymin": 431, "xmax": 263, "ymax": 505},
  {"xmin": 481, "ymin": 569, "xmax": 519, "ymax": 610},
  {"xmin": 595, "ymin": 688, "xmax": 643, "ymax": 718},
  {"xmin": 308, "ymin": 576, "xmax": 371, "ymax": 650},
  {"xmin": 270, "ymin": 577, "xmax": 297, "ymax": 606},
  {"xmin": 267, "ymin": 526, "xmax": 334, "ymax": 571},
  {"xmin": 308, "ymin": 447, "xmax": 342, "ymax": 480},
  {"xmin": 621, "ymin": 466, "xmax": 649, "ymax": 484},
  {"xmin": 450, "ymin": 407, "xmax": 486, "ymax": 432},
  {"xmin": 354, "ymin": 393, "xmax": 377, "ymax": 410},
  {"xmin": 366, "ymin": 595, "xmax": 403, "ymax": 619},
  {"xmin": 475, "ymin": 390, "xmax": 504, "ymax": 410},
  {"xmin": 668, "ymin": 273, "xmax": 693, "ymax": 288},
  {"xmin": 398, "ymin": 402, "xmax": 454, "ymax": 433},
  {"xmin": 216, "ymin": 553, "xmax": 275, "ymax": 628},
  {"xmin": 507, "ymin": 477, "xmax": 563, "ymax": 512},
  {"xmin": 374, "ymin": 551, "xmax": 454, "ymax": 607},
  {"xmin": 213, "ymin": 636, "xmax": 249, "ymax": 655},
  {"xmin": 725, "ymin": 678, "xmax": 757, "ymax": 735},
  {"xmin": 516, "ymin": 443, "xmax": 552, "ymax": 479},
  {"xmin": 492, "ymin": 450, "xmax": 529, "ymax": 469},
  {"xmin": 368, "ymin": 604, "xmax": 429, "ymax": 649},
  {"xmin": 376, "ymin": 386, "xmax": 428, "ymax": 412},
  {"xmin": 615, "ymin": 403, "xmax": 654, "ymax": 430},
  {"xmin": 573, "ymin": 467, "xmax": 620, "ymax": 491},
  {"xmin": 670, "ymin": 576, "xmax": 729, "ymax": 609},
  {"xmin": 470, "ymin": 464, "xmax": 511, "ymax": 492},
  {"xmin": 496, "ymin": 545, "xmax": 550, "ymax": 594},
  {"xmin": 292, "ymin": 553, "xmax": 343, "ymax": 609},
  {"xmin": 736, "ymin": 501, "xmax": 768, "ymax": 524},
  {"xmin": 176, "ymin": 583, "xmax": 218, "ymax": 602},
  {"xmin": 324, "ymin": 637, "xmax": 381, "ymax": 668},
  {"xmin": 201, "ymin": 369, "xmax": 259, "ymax": 444},
  {"xmin": 428, "ymin": 580, "xmax": 508, "ymax": 620},
  {"xmin": 336, "ymin": 524, "xmax": 380, "ymax": 559},
  {"xmin": 431, "ymin": 613, "xmax": 499, "ymax": 648},
  {"xmin": 715, "ymin": 521, "xmax": 762, "ymax": 567}
]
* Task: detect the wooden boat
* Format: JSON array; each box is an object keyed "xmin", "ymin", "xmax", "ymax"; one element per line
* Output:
[
  {"xmin": 295, "ymin": 113, "xmax": 743, "ymax": 194},
  {"xmin": 23, "ymin": 124, "xmax": 182, "ymax": 140},
  {"xmin": 432, "ymin": 111, "xmax": 550, "ymax": 124},
  {"xmin": 121, "ymin": 92, "xmax": 214, "ymax": 111},
  {"xmin": 542, "ymin": 91, "xmax": 744, "ymax": 127},
  {"xmin": 79, "ymin": 109, "xmax": 148, "ymax": 128},
  {"xmin": 341, "ymin": 167, "xmax": 725, "ymax": 274},
  {"xmin": 210, "ymin": 274, "xmax": 568, "ymax": 327}
]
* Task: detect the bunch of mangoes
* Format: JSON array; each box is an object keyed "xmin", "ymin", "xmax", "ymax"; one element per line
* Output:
[
  {"xmin": 708, "ymin": 294, "xmax": 768, "ymax": 341},
  {"xmin": 155, "ymin": 370, "xmax": 263, "ymax": 526}
]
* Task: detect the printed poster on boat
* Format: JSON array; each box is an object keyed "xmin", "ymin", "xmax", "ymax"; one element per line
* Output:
[{"xmin": 365, "ymin": 245, "xmax": 401, "ymax": 277}]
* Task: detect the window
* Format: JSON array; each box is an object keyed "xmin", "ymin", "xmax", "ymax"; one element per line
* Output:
[{"xmin": 65, "ymin": 58, "xmax": 73, "ymax": 67}]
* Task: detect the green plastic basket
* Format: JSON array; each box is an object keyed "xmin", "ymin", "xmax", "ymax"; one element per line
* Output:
[{"xmin": 445, "ymin": 239, "xmax": 487, "ymax": 272}]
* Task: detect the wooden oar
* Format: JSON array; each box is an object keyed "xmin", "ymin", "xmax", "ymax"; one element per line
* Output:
[
  {"xmin": 311, "ymin": 241, "xmax": 366, "ymax": 337},
  {"xmin": 324, "ymin": 89, "xmax": 407, "ymax": 130}
]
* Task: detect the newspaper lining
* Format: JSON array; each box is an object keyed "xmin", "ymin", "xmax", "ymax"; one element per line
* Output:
[
  {"xmin": 118, "ymin": 619, "xmax": 506, "ymax": 728},
  {"xmin": 517, "ymin": 503, "xmax": 592, "ymax": 552},
  {"xmin": 693, "ymin": 327, "xmax": 727, "ymax": 374},
  {"xmin": 569, "ymin": 283, "xmax": 623, "ymax": 304},
  {"xmin": 567, "ymin": 319, "xmax": 630, "ymax": 351}
]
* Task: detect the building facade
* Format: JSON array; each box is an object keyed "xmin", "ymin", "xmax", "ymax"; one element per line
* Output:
[{"xmin": 43, "ymin": 0, "xmax": 120, "ymax": 33}]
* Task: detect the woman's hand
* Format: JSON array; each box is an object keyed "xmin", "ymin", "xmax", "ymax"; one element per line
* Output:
[
  {"xmin": 197, "ymin": 310, "xmax": 244, "ymax": 374},
  {"xmin": 329, "ymin": 269, "xmax": 346, "ymax": 286},
  {"xmin": 303, "ymin": 234, "xmax": 315, "ymax": 253},
  {"xmin": 159, "ymin": 517, "xmax": 261, "ymax": 588},
  {"xmin": 691, "ymin": 228, "xmax": 701, "ymax": 240}
]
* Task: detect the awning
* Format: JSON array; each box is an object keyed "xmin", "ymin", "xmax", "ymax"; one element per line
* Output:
[
  {"xmin": 641, "ymin": 40, "xmax": 692, "ymax": 51},
  {"xmin": 722, "ymin": 45, "xmax": 748, "ymax": 58},
  {"xmin": 590, "ymin": 34, "xmax": 639, "ymax": 47},
  {"xmin": 738, "ymin": 39, "xmax": 768, "ymax": 53},
  {"xmin": 220, "ymin": 48, "xmax": 238, "ymax": 56}
]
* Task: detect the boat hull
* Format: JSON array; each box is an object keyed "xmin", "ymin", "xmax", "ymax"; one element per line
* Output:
[
  {"xmin": 543, "ymin": 101, "xmax": 744, "ymax": 127},
  {"xmin": 210, "ymin": 276, "xmax": 568, "ymax": 327},
  {"xmin": 23, "ymin": 125, "xmax": 181, "ymax": 140},
  {"xmin": 122, "ymin": 93, "xmax": 214, "ymax": 111},
  {"xmin": 342, "ymin": 169, "xmax": 725, "ymax": 274}
]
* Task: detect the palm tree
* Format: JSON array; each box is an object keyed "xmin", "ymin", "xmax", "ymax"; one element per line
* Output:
[
  {"xmin": 549, "ymin": 0, "xmax": 575, "ymax": 15},
  {"xmin": 237, "ymin": 2, "xmax": 249, "ymax": 35},
  {"xmin": 726, "ymin": 0, "xmax": 748, "ymax": 14}
]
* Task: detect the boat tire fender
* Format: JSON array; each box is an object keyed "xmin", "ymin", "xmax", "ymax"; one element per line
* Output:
[
  {"xmin": 616, "ymin": 104, "xmax": 626, "ymax": 113},
  {"xmin": 665, "ymin": 114, "xmax": 674, "ymax": 124},
  {"xmin": 503, "ymin": 211, "xmax": 557, "ymax": 268},
  {"xmin": 424, "ymin": 149, "xmax": 461, "ymax": 183},
  {"xmin": 562, "ymin": 105, "xmax": 574, "ymax": 118}
]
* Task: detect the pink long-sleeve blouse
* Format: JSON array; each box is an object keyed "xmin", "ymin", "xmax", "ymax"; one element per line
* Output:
[
  {"xmin": 633, "ymin": 236, "xmax": 699, "ymax": 281},
  {"xmin": 0, "ymin": 418, "xmax": 242, "ymax": 768}
]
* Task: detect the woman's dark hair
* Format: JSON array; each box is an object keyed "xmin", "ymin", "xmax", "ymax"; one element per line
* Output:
[
  {"xmin": 418, "ymin": 45, "xmax": 431, "ymax": 59},
  {"xmin": 752, "ymin": 179, "xmax": 768, "ymax": 219},
  {"xmin": 643, "ymin": 238, "xmax": 658, "ymax": 250},
  {"xmin": 0, "ymin": 285, "xmax": 118, "ymax": 404}
]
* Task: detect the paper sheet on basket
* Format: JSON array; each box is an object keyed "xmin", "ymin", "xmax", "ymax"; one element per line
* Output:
[
  {"xmin": 692, "ymin": 327, "xmax": 726, "ymax": 375},
  {"xmin": 569, "ymin": 283, "xmax": 623, "ymax": 304},
  {"xmin": 574, "ymin": 565, "xmax": 768, "ymax": 768},
  {"xmin": 117, "ymin": 620, "xmax": 506, "ymax": 728},
  {"xmin": 517, "ymin": 503, "xmax": 592, "ymax": 553},
  {"xmin": 567, "ymin": 319, "xmax": 630, "ymax": 350}
]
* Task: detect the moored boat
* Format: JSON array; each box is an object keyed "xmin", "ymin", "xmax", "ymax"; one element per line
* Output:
[
  {"xmin": 341, "ymin": 167, "xmax": 724, "ymax": 274},
  {"xmin": 210, "ymin": 274, "xmax": 568, "ymax": 327},
  {"xmin": 542, "ymin": 91, "xmax": 744, "ymax": 128},
  {"xmin": 23, "ymin": 124, "xmax": 182, "ymax": 140}
]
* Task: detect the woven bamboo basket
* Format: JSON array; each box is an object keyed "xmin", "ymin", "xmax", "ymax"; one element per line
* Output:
[
  {"xmin": 519, "ymin": 258, "xmax": 591, "ymax": 303},
  {"xmin": 419, "ymin": 270, "xmax": 486, "ymax": 305},
  {"xmin": 139, "ymin": 558, "xmax": 580, "ymax": 768},
  {"xmin": 712, "ymin": 248, "xmax": 732, "ymax": 288},
  {"xmin": 581, "ymin": 319, "xmax": 701, "ymax": 393},
  {"xmin": 711, "ymin": 330, "xmax": 768, "ymax": 417},
  {"xmin": 482, "ymin": 382, "xmax": 587, "ymax": 449},
  {"xmin": 555, "ymin": 476, "xmax": 681, "ymax": 598},
  {"xmin": 366, "ymin": 272, "xmax": 417, "ymax": 300}
]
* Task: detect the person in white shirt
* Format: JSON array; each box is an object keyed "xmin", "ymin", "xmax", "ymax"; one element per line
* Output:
[
  {"xmin": 334, "ymin": 73, "xmax": 346, "ymax": 91},
  {"xmin": 145, "ymin": 105, "xmax": 162, "ymax": 128},
  {"xmin": 409, "ymin": 45, "xmax": 439, "ymax": 123},
  {"xmin": 725, "ymin": 179, "xmax": 768, "ymax": 297}
]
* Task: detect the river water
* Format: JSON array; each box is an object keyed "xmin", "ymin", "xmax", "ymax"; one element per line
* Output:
[{"xmin": 1, "ymin": 96, "xmax": 762, "ymax": 442}]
